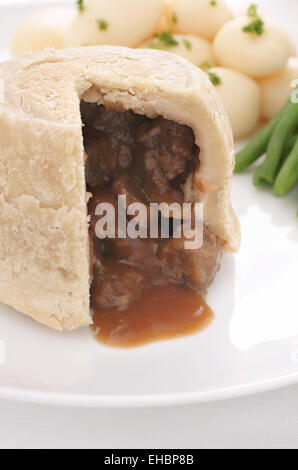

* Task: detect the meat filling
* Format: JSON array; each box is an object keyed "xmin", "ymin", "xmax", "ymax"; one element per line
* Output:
[{"xmin": 81, "ymin": 103, "xmax": 222, "ymax": 311}]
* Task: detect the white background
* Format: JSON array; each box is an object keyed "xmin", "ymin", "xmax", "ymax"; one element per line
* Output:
[
  {"xmin": 0, "ymin": 0, "xmax": 297, "ymax": 449},
  {"xmin": 0, "ymin": 384, "xmax": 298, "ymax": 449}
]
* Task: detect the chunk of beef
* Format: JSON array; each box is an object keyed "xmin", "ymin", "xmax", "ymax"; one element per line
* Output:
[
  {"xmin": 158, "ymin": 228, "xmax": 222, "ymax": 291},
  {"xmin": 81, "ymin": 104, "xmax": 144, "ymax": 189},
  {"xmin": 143, "ymin": 152, "xmax": 170, "ymax": 195},
  {"xmin": 91, "ymin": 264, "xmax": 147, "ymax": 309},
  {"xmin": 84, "ymin": 127, "xmax": 134, "ymax": 188},
  {"xmin": 88, "ymin": 190, "xmax": 119, "ymax": 266},
  {"xmin": 112, "ymin": 175, "xmax": 147, "ymax": 206},
  {"xmin": 81, "ymin": 102, "xmax": 143, "ymax": 133},
  {"xmin": 137, "ymin": 117, "xmax": 198, "ymax": 195},
  {"xmin": 88, "ymin": 190, "xmax": 118, "ymax": 234}
]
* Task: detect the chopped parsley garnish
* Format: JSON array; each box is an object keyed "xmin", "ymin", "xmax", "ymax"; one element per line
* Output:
[
  {"xmin": 97, "ymin": 19, "xmax": 108, "ymax": 31},
  {"xmin": 172, "ymin": 13, "xmax": 178, "ymax": 25},
  {"xmin": 210, "ymin": 0, "xmax": 217, "ymax": 5},
  {"xmin": 77, "ymin": 0, "xmax": 85, "ymax": 12},
  {"xmin": 247, "ymin": 3, "xmax": 258, "ymax": 17},
  {"xmin": 199, "ymin": 61, "xmax": 213, "ymax": 71},
  {"xmin": 207, "ymin": 71, "xmax": 221, "ymax": 86},
  {"xmin": 243, "ymin": 18, "xmax": 264, "ymax": 35},
  {"xmin": 200, "ymin": 62, "xmax": 221, "ymax": 85},
  {"xmin": 147, "ymin": 40, "xmax": 164, "ymax": 50},
  {"xmin": 156, "ymin": 31, "xmax": 179, "ymax": 47},
  {"xmin": 183, "ymin": 39, "xmax": 192, "ymax": 50},
  {"xmin": 146, "ymin": 32, "xmax": 179, "ymax": 51},
  {"xmin": 243, "ymin": 3, "xmax": 265, "ymax": 35}
]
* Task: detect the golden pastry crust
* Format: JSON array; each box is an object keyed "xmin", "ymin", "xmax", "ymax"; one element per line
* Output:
[{"xmin": 0, "ymin": 46, "xmax": 240, "ymax": 330}]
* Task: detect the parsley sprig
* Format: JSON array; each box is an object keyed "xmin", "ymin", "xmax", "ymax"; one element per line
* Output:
[
  {"xmin": 147, "ymin": 32, "xmax": 179, "ymax": 51},
  {"xmin": 247, "ymin": 3, "xmax": 258, "ymax": 17},
  {"xmin": 147, "ymin": 33, "xmax": 191, "ymax": 52},
  {"xmin": 172, "ymin": 13, "xmax": 178, "ymax": 25},
  {"xmin": 199, "ymin": 62, "xmax": 221, "ymax": 86},
  {"xmin": 207, "ymin": 71, "xmax": 221, "ymax": 86},
  {"xmin": 243, "ymin": 3, "xmax": 265, "ymax": 35},
  {"xmin": 243, "ymin": 18, "xmax": 264, "ymax": 35},
  {"xmin": 156, "ymin": 31, "xmax": 179, "ymax": 47},
  {"xmin": 182, "ymin": 39, "xmax": 192, "ymax": 50},
  {"xmin": 97, "ymin": 19, "xmax": 108, "ymax": 31},
  {"xmin": 199, "ymin": 61, "xmax": 212, "ymax": 70},
  {"xmin": 77, "ymin": 0, "xmax": 85, "ymax": 12}
]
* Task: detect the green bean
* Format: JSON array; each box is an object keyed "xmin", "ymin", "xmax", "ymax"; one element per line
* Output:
[
  {"xmin": 274, "ymin": 135, "xmax": 298, "ymax": 196},
  {"xmin": 254, "ymin": 132, "xmax": 297, "ymax": 186},
  {"xmin": 253, "ymin": 165, "xmax": 266, "ymax": 187},
  {"xmin": 254, "ymin": 101, "xmax": 298, "ymax": 185},
  {"xmin": 281, "ymin": 133, "xmax": 298, "ymax": 164},
  {"xmin": 234, "ymin": 100, "xmax": 292, "ymax": 173}
]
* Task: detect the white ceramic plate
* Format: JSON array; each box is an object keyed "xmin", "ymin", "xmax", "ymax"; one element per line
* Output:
[{"xmin": 0, "ymin": 0, "xmax": 297, "ymax": 408}]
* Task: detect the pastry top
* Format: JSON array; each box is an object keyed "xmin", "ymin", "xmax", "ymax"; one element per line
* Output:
[{"xmin": 0, "ymin": 46, "xmax": 240, "ymax": 330}]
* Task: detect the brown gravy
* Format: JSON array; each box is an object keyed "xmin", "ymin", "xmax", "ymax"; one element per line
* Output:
[{"xmin": 92, "ymin": 283, "xmax": 213, "ymax": 348}]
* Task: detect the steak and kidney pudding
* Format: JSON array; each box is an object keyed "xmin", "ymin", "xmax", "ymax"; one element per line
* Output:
[{"xmin": 81, "ymin": 102, "xmax": 222, "ymax": 346}]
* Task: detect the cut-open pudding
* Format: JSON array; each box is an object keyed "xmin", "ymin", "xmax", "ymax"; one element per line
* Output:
[{"xmin": 0, "ymin": 46, "xmax": 240, "ymax": 334}]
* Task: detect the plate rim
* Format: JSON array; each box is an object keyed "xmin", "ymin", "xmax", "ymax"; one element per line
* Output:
[{"xmin": 0, "ymin": 372, "xmax": 298, "ymax": 407}]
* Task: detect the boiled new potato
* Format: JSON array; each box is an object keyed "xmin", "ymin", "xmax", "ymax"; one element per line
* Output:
[
  {"xmin": 287, "ymin": 38, "xmax": 297, "ymax": 58},
  {"xmin": 140, "ymin": 34, "xmax": 215, "ymax": 67},
  {"xmin": 11, "ymin": 7, "xmax": 76, "ymax": 57},
  {"xmin": 259, "ymin": 57, "xmax": 298, "ymax": 120},
  {"xmin": 208, "ymin": 67, "xmax": 260, "ymax": 139},
  {"xmin": 168, "ymin": 0, "xmax": 233, "ymax": 41},
  {"xmin": 213, "ymin": 17, "xmax": 294, "ymax": 78},
  {"xmin": 65, "ymin": 0, "xmax": 166, "ymax": 48}
]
